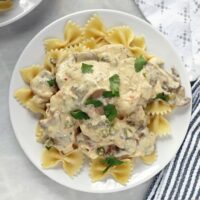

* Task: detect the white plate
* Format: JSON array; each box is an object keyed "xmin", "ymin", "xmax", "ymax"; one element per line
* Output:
[
  {"xmin": 0, "ymin": 0, "xmax": 42, "ymax": 27},
  {"xmin": 9, "ymin": 9, "xmax": 192, "ymax": 193}
]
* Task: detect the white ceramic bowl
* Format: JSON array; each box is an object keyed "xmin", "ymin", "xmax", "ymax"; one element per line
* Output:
[
  {"xmin": 0, "ymin": 0, "xmax": 42, "ymax": 27},
  {"xmin": 9, "ymin": 9, "xmax": 192, "ymax": 193}
]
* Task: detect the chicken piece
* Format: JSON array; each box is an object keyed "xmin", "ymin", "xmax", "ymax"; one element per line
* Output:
[{"xmin": 30, "ymin": 70, "xmax": 57, "ymax": 99}]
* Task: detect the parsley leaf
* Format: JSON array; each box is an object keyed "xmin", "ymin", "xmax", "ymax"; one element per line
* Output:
[
  {"xmin": 47, "ymin": 78, "xmax": 56, "ymax": 87},
  {"xmin": 45, "ymin": 146, "xmax": 51, "ymax": 150},
  {"xmin": 85, "ymin": 98, "xmax": 103, "ymax": 107},
  {"xmin": 134, "ymin": 56, "xmax": 147, "ymax": 72},
  {"xmin": 109, "ymin": 74, "xmax": 120, "ymax": 97},
  {"xmin": 103, "ymin": 104, "xmax": 117, "ymax": 121},
  {"xmin": 102, "ymin": 75, "xmax": 120, "ymax": 98},
  {"xmin": 102, "ymin": 156, "xmax": 124, "ymax": 173},
  {"xmin": 81, "ymin": 63, "xmax": 93, "ymax": 73},
  {"xmin": 45, "ymin": 138, "xmax": 54, "ymax": 150},
  {"xmin": 70, "ymin": 109, "xmax": 90, "ymax": 120},
  {"xmin": 102, "ymin": 91, "xmax": 115, "ymax": 98},
  {"xmin": 155, "ymin": 92, "xmax": 170, "ymax": 102}
]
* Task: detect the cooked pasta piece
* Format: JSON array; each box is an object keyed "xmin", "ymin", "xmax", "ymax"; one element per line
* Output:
[
  {"xmin": 148, "ymin": 57, "xmax": 164, "ymax": 66},
  {"xmin": 67, "ymin": 43, "xmax": 89, "ymax": 53},
  {"xmin": 148, "ymin": 115, "xmax": 170, "ymax": 136},
  {"xmin": 89, "ymin": 157, "xmax": 109, "ymax": 182},
  {"xmin": 83, "ymin": 15, "xmax": 106, "ymax": 42},
  {"xmin": 90, "ymin": 157, "xmax": 133, "ymax": 185},
  {"xmin": 64, "ymin": 21, "xmax": 82, "ymax": 45},
  {"xmin": 105, "ymin": 27, "xmax": 152, "ymax": 59},
  {"xmin": 44, "ymin": 49, "xmax": 68, "ymax": 73},
  {"xmin": 106, "ymin": 26, "xmax": 134, "ymax": 48},
  {"xmin": 62, "ymin": 150, "xmax": 84, "ymax": 176},
  {"xmin": 130, "ymin": 36, "xmax": 146, "ymax": 50},
  {"xmin": 14, "ymin": 88, "xmax": 46, "ymax": 115},
  {"xmin": 44, "ymin": 21, "xmax": 82, "ymax": 51},
  {"xmin": 96, "ymin": 39, "xmax": 109, "ymax": 48},
  {"xmin": 0, "ymin": 0, "xmax": 12, "ymax": 11},
  {"xmin": 110, "ymin": 159, "xmax": 133, "ymax": 185},
  {"xmin": 14, "ymin": 88, "xmax": 33, "ymax": 105},
  {"xmin": 42, "ymin": 147, "xmax": 84, "ymax": 176},
  {"xmin": 146, "ymin": 100, "xmax": 172, "ymax": 115},
  {"xmin": 42, "ymin": 147, "xmax": 62, "ymax": 168},
  {"xmin": 26, "ymin": 98, "xmax": 46, "ymax": 116},
  {"xmin": 130, "ymin": 46, "xmax": 152, "ymax": 59},
  {"xmin": 44, "ymin": 38, "xmax": 66, "ymax": 51},
  {"xmin": 81, "ymin": 38, "xmax": 98, "ymax": 49},
  {"xmin": 20, "ymin": 65, "xmax": 42, "ymax": 84},
  {"xmin": 141, "ymin": 151, "xmax": 157, "ymax": 165}
]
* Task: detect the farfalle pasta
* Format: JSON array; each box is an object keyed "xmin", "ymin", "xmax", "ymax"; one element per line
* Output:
[
  {"xmin": 0, "ymin": 0, "xmax": 12, "ymax": 11},
  {"xmin": 105, "ymin": 26, "xmax": 134, "ymax": 47},
  {"xmin": 141, "ymin": 151, "xmax": 157, "ymax": 165},
  {"xmin": 42, "ymin": 147, "xmax": 84, "ymax": 176},
  {"xmin": 14, "ymin": 87, "xmax": 46, "ymax": 116},
  {"xmin": 14, "ymin": 15, "xmax": 190, "ymax": 185},
  {"xmin": 90, "ymin": 157, "xmax": 133, "ymax": 185},
  {"xmin": 148, "ymin": 115, "xmax": 171, "ymax": 137},
  {"xmin": 130, "ymin": 36, "xmax": 146, "ymax": 50},
  {"xmin": 44, "ymin": 49, "xmax": 68, "ymax": 73},
  {"xmin": 15, "ymin": 88, "xmax": 34, "ymax": 106},
  {"xmin": 44, "ymin": 21, "xmax": 82, "ymax": 51},
  {"xmin": 83, "ymin": 15, "xmax": 107, "ymax": 42},
  {"xmin": 20, "ymin": 65, "xmax": 42, "ymax": 84},
  {"xmin": 146, "ymin": 100, "xmax": 172, "ymax": 115}
]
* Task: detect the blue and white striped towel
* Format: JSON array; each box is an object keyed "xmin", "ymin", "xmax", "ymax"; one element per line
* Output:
[{"xmin": 145, "ymin": 79, "xmax": 200, "ymax": 200}]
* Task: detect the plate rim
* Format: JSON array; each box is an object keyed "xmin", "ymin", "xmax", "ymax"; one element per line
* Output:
[
  {"xmin": 0, "ymin": 0, "xmax": 42, "ymax": 28},
  {"xmin": 9, "ymin": 9, "xmax": 192, "ymax": 193}
]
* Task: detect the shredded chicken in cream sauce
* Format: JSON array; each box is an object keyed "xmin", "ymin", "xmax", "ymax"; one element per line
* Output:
[{"xmin": 30, "ymin": 44, "xmax": 190, "ymax": 159}]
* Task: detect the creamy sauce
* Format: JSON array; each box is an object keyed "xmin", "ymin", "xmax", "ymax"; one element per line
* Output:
[
  {"xmin": 30, "ymin": 44, "xmax": 189, "ymax": 158},
  {"xmin": 30, "ymin": 70, "xmax": 57, "ymax": 99}
]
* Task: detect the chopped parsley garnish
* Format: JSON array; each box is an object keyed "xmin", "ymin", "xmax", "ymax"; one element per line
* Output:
[
  {"xmin": 81, "ymin": 63, "xmax": 93, "ymax": 73},
  {"xmin": 102, "ymin": 91, "xmax": 115, "ymax": 98},
  {"xmin": 155, "ymin": 92, "xmax": 170, "ymax": 102},
  {"xmin": 103, "ymin": 104, "xmax": 117, "ymax": 121},
  {"xmin": 102, "ymin": 74, "xmax": 120, "ymax": 98},
  {"xmin": 109, "ymin": 74, "xmax": 120, "ymax": 97},
  {"xmin": 85, "ymin": 98, "xmax": 103, "ymax": 107},
  {"xmin": 70, "ymin": 109, "xmax": 90, "ymax": 120},
  {"xmin": 102, "ymin": 156, "xmax": 124, "ymax": 173},
  {"xmin": 47, "ymin": 78, "xmax": 56, "ymax": 87},
  {"xmin": 45, "ymin": 146, "xmax": 51, "ymax": 150},
  {"xmin": 134, "ymin": 56, "xmax": 147, "ymax": 72},
  {"xmin": 45, "ymin": 138, "xmax": 54, "ymax": 150}
]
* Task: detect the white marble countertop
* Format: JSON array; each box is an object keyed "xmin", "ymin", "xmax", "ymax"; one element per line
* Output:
[{"xmin": 0, "ymin": 0, "xmax": 151, "ymax": 199}]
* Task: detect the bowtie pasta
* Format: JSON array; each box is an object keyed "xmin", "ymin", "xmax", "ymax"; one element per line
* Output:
[
  {"xmin": 0, "ymin": 0, "xmax": 12, "ymax": 11},
  {"xmin": 14, "ymin": 15, "xmax": 190, "ymax": 185}
]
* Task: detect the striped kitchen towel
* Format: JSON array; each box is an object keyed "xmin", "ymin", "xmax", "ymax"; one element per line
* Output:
[{"xmin": 145, "ymin": 78, "xmax": 200, "ymax": 200}]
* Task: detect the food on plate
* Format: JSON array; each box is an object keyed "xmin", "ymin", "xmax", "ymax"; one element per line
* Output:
[
  {"xmin": 0, "ymin": 0, "xmax": 13, "ymax": 11},
  {"xmin": 14, "ymin": 15, "xmax": 190, "ymax": 184}
]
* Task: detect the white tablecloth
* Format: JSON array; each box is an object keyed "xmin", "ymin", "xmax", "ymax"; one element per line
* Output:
[{"xmin": 0, "ymin": 0, "xmax": 151, "ymax": 199}]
